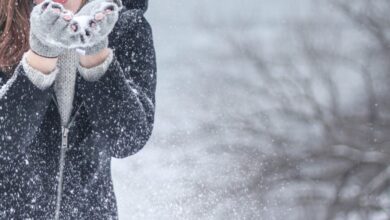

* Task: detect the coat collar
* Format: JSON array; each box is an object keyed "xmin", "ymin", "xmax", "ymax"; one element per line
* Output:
[
  {"xmin": 87, "ymin": 0, "xmax": 149, "ymax": 12},
  {"xmin": 122, "ymin": 0, "xmax": 148, "ymax": 12}
]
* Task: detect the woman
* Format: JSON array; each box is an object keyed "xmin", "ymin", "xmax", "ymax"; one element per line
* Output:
[{"xmin": 0, "ymin": 0, "xmax": 156, "ymax": 219}]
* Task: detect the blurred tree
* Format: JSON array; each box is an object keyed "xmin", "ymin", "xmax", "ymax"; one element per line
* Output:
[{"xmin": 194, "ymin": 0, "xmax": 390, "ymax": 219}]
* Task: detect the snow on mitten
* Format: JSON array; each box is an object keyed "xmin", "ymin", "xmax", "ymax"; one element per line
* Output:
[
  {"xmin": 73, "ymin": 0, "xmax": 122, "ymax": 55},
  {"xmin": 29, "ymin": 0, "xmax": 78, "ymax": 58}
]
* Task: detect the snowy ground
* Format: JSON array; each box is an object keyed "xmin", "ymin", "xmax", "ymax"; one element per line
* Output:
[{"xmin": 111, "ymin": 1, "xmax": 310, "ymax": 219}]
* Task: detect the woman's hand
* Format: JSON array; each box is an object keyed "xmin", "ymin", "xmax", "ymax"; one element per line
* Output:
[
  {"xmin": 29, "ymin": 0, "xmax": 78, "ymax": 58},
  {"xmin": 79, "ymin": 47, "xmax": 111, "ymax": 69},
  {"xmin": 73, "ymin": 0, "xmax": 122, "ymax": 55}
]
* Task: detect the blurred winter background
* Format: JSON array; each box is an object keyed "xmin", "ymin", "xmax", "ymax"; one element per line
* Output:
[{"xmin": 112, "ymin": 0, "xmax": 390, "ymax": 219}]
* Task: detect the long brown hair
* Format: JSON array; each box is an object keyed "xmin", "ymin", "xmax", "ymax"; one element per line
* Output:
[{"xmin": 0, "ymin": 0, "xmax": 31, "ymax": 77}]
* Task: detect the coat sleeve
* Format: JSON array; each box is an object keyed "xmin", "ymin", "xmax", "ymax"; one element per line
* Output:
[
  {"xmin": 0, "ymin": 61, "xmax": 56, "ymax": 156},
  {"xmin": 78, "ymin": 9, "xmax": 157, "ymax": 159}
]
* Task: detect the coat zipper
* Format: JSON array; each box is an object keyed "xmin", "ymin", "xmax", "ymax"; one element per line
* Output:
[
  {"xmin": 54, "ymin": 126, "xmax": 68, "ymax": 220},
  {"xmin": 51, "ymin": 93, "xmax": 83, "ymax": 220}
]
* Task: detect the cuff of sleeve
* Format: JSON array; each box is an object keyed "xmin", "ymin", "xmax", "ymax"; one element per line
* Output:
[
  {"xmin": 78, "ymin": 49, "xmax": 114, "ymax": 82},
  {"xmin": 21, "ymin": 52, "xmax": 59, "ymax": 91}
]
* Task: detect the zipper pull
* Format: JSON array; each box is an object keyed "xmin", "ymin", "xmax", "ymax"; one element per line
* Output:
[{"xmin": 61, "ymin": 126, "xmax": 69, "ymax": 150}]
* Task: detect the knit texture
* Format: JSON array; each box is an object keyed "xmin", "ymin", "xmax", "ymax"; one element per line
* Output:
[
  {"xmin": 54, "ymin": 49, "xmax": 79, "ymax": 126},
  {"xmin": 78, "ymin": 49, "xmax": 114, "ymax": 81},
  {"xmin": 79, "ymin": 38, "xmax": 109, "ymax": 56},
  {"xmin": 29, "ymin": 34, "xmax": 63, "ymax": 58},
  {"xmin": 22, "ymin": 49, "xmax": 113, "ymax": 126},
  {"xmin": 21, "ymin": 52, "xmax": 59, "ymax": 91}
]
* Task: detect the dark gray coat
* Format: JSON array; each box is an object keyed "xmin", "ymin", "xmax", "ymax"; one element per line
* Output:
[{"xmin": 0, "ymin": 0, "xmax": 156, "ymax": 219}]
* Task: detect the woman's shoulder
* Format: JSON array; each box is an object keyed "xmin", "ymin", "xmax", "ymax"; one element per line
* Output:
[
  {"xmin": 117, "ymin": 8, "xmax": 146, "ymax": 30},
  {"xmin": 0, "ymin": 64, "xmax": 21, "ymax": 86},
  {"xmin": 0, "ymin": 69, "xmax": 11, "ymax": 82},
  {"xmin": 0, "ymin": 70, "xmax": 4, "ymax": 80},
  {"xmin": 0, "ymin": 70, "xmax": 9, "ymax": 87},
  {"xmin": 109, "ymin": 8, "xmax": 152, "ymax": 46},
  {"xmin": 110, "ymin": 0, "xmax": 151, "ymax": 39},
  {"xmin": 122, "ymin": 0, "xmax": 148, "ymax": 13}
]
